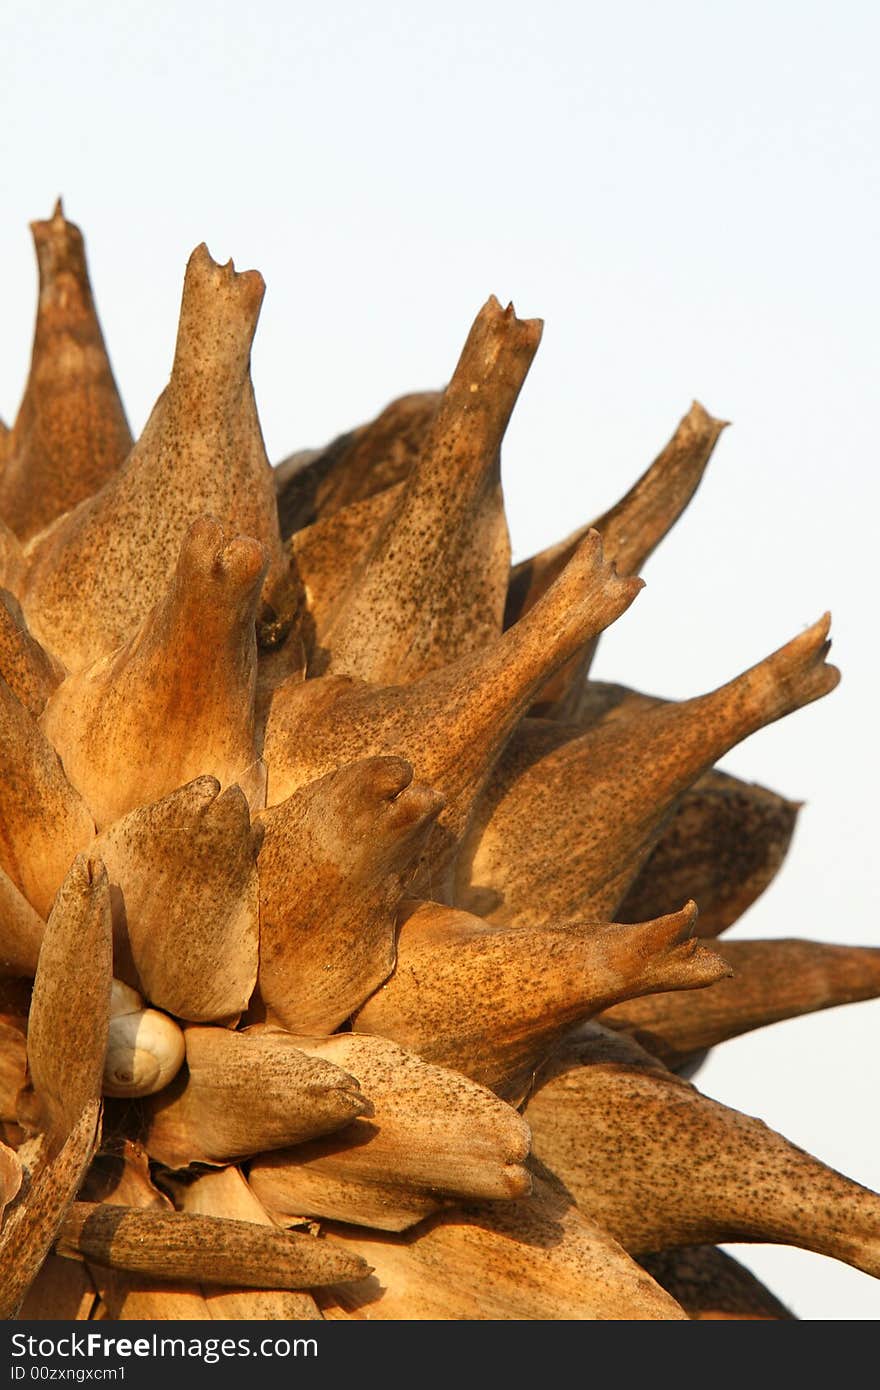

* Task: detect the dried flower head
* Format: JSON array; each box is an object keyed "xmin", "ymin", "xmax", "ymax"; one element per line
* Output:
[{"xmin": 0, "ymin": 202, "xmax": 875, "ymax": 1323}]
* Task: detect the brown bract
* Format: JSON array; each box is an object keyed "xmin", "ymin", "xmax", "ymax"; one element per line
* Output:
[
  {"xmin": 457, "ymin": 615, "xmax": 839, "ymax": 925},
  {"xmin": 26, "ymin": 855, "xmax": 112, "ymax": 1141},
  {"xmin": 57, "ymin": 1202, "xmax": 369, "ymax": 1290},
  {"xmin": 19, "ymin": 245, "xmax": 286, "ymax": 673},
  {"xmin": 354, "ymin": 898, "xmax": 729, "ymax": 1099},
  {"xmin": 143, "ymin": 1025, "xmax": 367, "ymax": 1167},
  {"xmin": 0, "ymin": 590, "xmax": 65, "ymax": 718},
  {"xmin": 166, "ymin": 1166, "xmax": 321, "ymax": 1320},
  {"xmin": 255, "ymin": 757, "xmax": 444, "ymax": 1033},
  {"xmin": 0, "ymin": 856, "xmax": 110, "ymax": 1314},
  {"xmin": 78, "ymin": 1143, "xmax": 215, "ymax": 1321},
  {"xmin": 0, "ymin": 678, "xmax": 95, "ymax": 918},
  {"xmin": 320, "ymin": 1173, "xmax": 686, "ymax": 1320},
  {"xmin": 41, "ymin": 518, "xmax": 266, "ymax": 828},
  {"xmin": 276, "ymin": 390, "xmax": 441, "ymax": 538},
  {"xmin": 286, "ymin": 486, "xmax": 399, "ymax": 662},
  {"xmin": 264, "ymin": 530, "xmax": 643, "ymax": 887},
  {"xmin": 507, "ymin": 401, "xmax": 728, "ymax": 720},
  {"xmin": 249, "ymin": 1032, "xmax": 531, "ymax": 1232},
  {"xmin": 94, "ymin": 778, "xmax": 259, "ymax": 1021},
  {"xmin": 600, "ymin": 937, "xmax": 880, "ymax": 1070},
  {"xmin": 618, "ymin": 768, "xmax": 800, "ymax": 935},
  {"xmin": 526, "ymin": 1025, "xmax": 880, "ymax": 1277},
  {"xmin": 318, "ymin": 298, "xmax": 541, "ymax": 684},
  {"xmin": 0, "ymin": 202, "xmax": 132, "ymax": 542}
]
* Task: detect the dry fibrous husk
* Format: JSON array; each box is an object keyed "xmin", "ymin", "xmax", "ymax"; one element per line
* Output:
[
  {"xmin": 456, "ymin": 617, "xmax": 837, "ymax": 925},
  {"xmin": 319, "ymin": 1172, "xmax": 687, "ymax": 1320},
  {"xmin": 95, "ymin": 779, "xmax": 259, "ymax": 1020},
  {"xmin": 42, "ymin": 518, "xmax": 268, "ymax": 828},
  {"xmin": 26, "ymin": 854, "xmax": 112, "ymax": 1141},
  {"xmin": 508, "ymin": 401, "xmax": 727, "ymax": 719}
]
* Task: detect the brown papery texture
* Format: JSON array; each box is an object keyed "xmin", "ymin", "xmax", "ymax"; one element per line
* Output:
[
  {"xmin": 167, "ymin": 1166, "xmax": 321, "ymax": 1320},
  {"xmin": 143, "ymin": 1025, "xmax": 367, "ymax": 1166},
  {"xmin": 249, "ymin": 1032, "xmax": 531, "ymax": 1230},
  {"xmin": 0, "ymin": 202, "xmax": 132, "ymax": 541},
  {"xmin": 276, "ymin": 390, "xmax": 440, "ymax": 538},
  {"xmin": 526, "ymin": 1025, "xmax": 880, "ymax": 1277},
  {"xmin": 256, "ymin": 757, "xmax": 443, "ymax": 1033},
  {"xmin": 355, "ymin": 898, "xmax": 729, "ymax": 1098},
  {"xmin": 457, "ymin": 616, "xmax": 838, "ymax": 925},
  {"xmin": 20, "ymin": 245, "xmax": 286, "ymax": 672},
  {"xmin": 320, "ymin": 1174, "xmax": 686, "ymax": 1320},
  {"xmin": 95, "ymin": 779, "xmax": 258, "ymax": 1021}
]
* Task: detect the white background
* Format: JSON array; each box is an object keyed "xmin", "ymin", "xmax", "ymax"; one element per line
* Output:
[{"xmin": 2, "ymin": 0, "xmax": 877, "ymax": 1320}]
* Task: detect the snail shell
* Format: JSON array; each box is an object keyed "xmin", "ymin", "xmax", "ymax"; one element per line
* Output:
[{"xmin": 103, "ymin": 980, "xmax": 186, "ymax": 1097}]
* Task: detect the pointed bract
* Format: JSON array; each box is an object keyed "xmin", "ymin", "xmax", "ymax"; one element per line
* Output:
[
  {"xmin": 507, "ymin": 402, "xmax": 726, "ymax": 719},
  {"xmin": 320, "ymin": 298, "xmax": 541, "ymax": 684},
  {"xmin": 600, "ymin": 937, "xmax": 880, "ymax": 1069},
  {"xmin": 41, "ymin": 518, "xmax": 266, "ymax": 828},
  {"xmin": 355, "ymin": 899, "xmax": 729, "ymax": 1098},
  {"xmin": 78, "ymin": 1142, "xmax": 215, "ymax": 1321},
  {"xmin": 143, "ymin": 1025, "xmax": 367, "ymax": 1167},
  {"xmin": 167, "ymin": 1166, "xmax": 321, "ymax": 1320},
  {"xmin": 458, "ymin": 617, "xmax": 839, "ymax": 924},
  {"xmin": 526, "ymin": 1025, "xmax": 880, "ymax": 1277},
  {"xmin": 0, "ymin": 203, "xmax": 132, "ymax": 541},
  {"xmin": 255, "ymin": 757, "xmax": 444, "ymax": 1033},
  {"xmin": 264, "ymin": 530, "xmax": 643, "ymax": 886},
  {"xmin": 250, "ymin": 1032, "xmax": 531, "ymax": 1231},
  {"xmin": 20, "ymin": 244, "xmax": 286, "ymax": 672}
]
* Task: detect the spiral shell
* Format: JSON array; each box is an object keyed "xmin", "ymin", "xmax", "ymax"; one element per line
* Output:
[{"xmin": 103, "ymin": 981, "xmax": 186, "ymax": 1098}]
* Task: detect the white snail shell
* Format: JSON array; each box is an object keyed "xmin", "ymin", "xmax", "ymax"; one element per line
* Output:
[{"xmin": 103, "ymin": 980, "xmax": 186, "ymax": 1098}]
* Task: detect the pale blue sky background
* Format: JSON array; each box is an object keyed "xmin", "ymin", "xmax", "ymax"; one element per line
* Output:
[{"xmin": 2, "ymin": 0, "xmax": 877, "ymax": 1319}]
